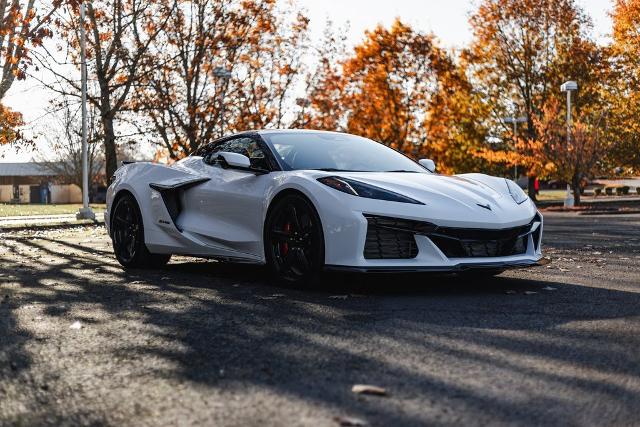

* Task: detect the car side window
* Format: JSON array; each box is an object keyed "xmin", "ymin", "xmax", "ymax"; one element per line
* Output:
[{"xmin": 203, "ymin": 137, "xmax": 268, "ymax": 169}]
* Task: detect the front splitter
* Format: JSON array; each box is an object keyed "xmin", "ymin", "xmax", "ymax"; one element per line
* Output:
[{"xmin": 324, "ymin": 257, "xmax": 549, "ymax": 273}]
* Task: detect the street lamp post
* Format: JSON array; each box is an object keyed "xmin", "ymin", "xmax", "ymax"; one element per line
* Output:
[
  {"xmin": 503, "ymin": 115, "xmax": 527, "ymax": 180},
  {"xmin": 213, "ymin": 67, "xmax": 232, "ymax": 138},
  {"xmin": 76, "ymin": 1, "xmax": 95, "ymax": 221},
  {"xmin": 561, "ymin": 80, "xmax": 578, "ymax": 208}
]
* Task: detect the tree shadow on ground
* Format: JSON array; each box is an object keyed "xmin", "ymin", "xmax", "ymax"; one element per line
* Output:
[{"xmin": 1, "ymin": 229, "xmax": 640, "ymax": 426}]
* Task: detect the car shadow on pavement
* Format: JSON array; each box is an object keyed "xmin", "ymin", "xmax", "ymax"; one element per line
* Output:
[{"xmin": 2, "ymin": 232, "xmax": 640, "ymax": 426}]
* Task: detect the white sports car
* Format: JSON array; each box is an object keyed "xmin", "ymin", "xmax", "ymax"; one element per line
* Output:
[{"xmin": 105, "ymin": 130, "xmax": 543, "ymax": 284}]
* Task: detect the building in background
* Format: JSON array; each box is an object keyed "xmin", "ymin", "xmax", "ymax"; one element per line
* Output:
[{"xmin": 0, "ymin": 162, "xmax": 82, "ymax": 204}]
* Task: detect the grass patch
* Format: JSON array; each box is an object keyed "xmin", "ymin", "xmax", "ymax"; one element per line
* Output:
[
  {"xmin": 536, "ymin": 190, "xmax": 566, "ymax": 201},
  {"xmin": 0, "ymin": 204, "xmax": 106, "ymax": 217}
]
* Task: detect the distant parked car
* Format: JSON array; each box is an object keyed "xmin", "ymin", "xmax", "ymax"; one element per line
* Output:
[{"xmin": 91, "ymin": 186, "xmax": 107, "ymax": 204}]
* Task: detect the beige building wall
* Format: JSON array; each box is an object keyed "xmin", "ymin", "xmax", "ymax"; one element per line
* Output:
[
  {"xmin": 0, "ymin": 185, "xmax": 12, "ymax": 202},
  {"xmin": 0, "ymin": 184, "xmax": 83, "ymax": 204},
  {"xmin": 18, "ymin": 185, "xmax": 30, "ymax": 203},
  {"xmin": 68, "ymin": 184, "xmax": 82, "ymax": 203},
  {"xmin": 50, "ymin": 185, "xmax": 69, "ymax": 204},
  {"xmin": 50, "ymin": 184, "xmax": 83, "ymax": 204}
]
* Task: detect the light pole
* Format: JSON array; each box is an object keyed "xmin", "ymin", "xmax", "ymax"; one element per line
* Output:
[
  {"xmin": 561, "ymin": 80, "xmax": 578, "ymax": 208},
  {"xmin": 503, "ymin": 115, "xmax": 527, "ymax": 180},
  {"xmin": 76, "ymin": 1, "xmax": 95, "ymax": 221},
  {"xmin": 213, "ymin": 67, "xmax": 232, "ymax": 137}
]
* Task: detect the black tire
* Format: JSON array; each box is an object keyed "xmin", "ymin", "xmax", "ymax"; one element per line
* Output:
[
  {"xmin": 264, "ymin": 194, "xmax": 325, "ymax": 286},
  {"xmin": 110, "ymin": 193, "xmax": 171, "ymax": 268}
]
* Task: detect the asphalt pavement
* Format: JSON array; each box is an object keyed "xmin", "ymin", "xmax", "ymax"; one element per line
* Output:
[{"xmin": 1, "ymin": 212, "xmax": 639, "ymax": 426}]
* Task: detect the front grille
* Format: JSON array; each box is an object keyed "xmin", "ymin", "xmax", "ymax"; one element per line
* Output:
[
  {"xmin": 363, "ymin": 216, "xmax": 430, "ymax": 259},
  {"xmin": 428, "ymin": 233, "xmax": 528, "ymax": 258},
  {"xmin": 363, "ymin": 214, "xmax": 539, "ymax": 259}
]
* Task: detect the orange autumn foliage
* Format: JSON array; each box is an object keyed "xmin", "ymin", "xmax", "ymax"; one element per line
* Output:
[
  {"xmin": 132, "ymin": 0, "xmax": 309, "ymax": 160},
  {"xmin": 465, "ymin": 0, "xmax": 600, "ymax": 195},
  {"xmin": 0, "ymin": 103, "xmax": 24, "ymax": 146},
  {"xmin": 607, "ymin": 0, "xmax": 640, "ymax": 168},
  {"xmin": 305, "ymin": 19, "xmax": 492, "ymax": 174},
  {"xmin": 0, "ymin": 0, "xmax": 62, "ymax": 100}
]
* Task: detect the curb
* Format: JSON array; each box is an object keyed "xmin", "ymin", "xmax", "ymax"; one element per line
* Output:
[{"xmin": 0, "ymin": 219, "xmax": 105, "ymax": 232}]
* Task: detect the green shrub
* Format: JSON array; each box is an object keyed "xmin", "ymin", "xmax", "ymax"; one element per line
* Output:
[
  {"xmin": 616, "ymin": 187, "xmax": 623, "ymax": 196},
  {"xmin": 594, "ymin": 188, "xmax": 602, "ymax": 196},
  {"xmin": 621, "ymin": 186, "xmax": 630, "ymax": 195},
  {"xmin": 637, "ymin": 187, "xmax": 640, "ymax": 195},
  {"xmin": 605, "ymin": 187, "xmax": 614, "ymax": 196}
]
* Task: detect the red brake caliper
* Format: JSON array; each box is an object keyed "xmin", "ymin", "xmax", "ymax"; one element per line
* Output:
[{"xmin": 280, "ymin": 222, "xmax": 291, "ymax": 256}]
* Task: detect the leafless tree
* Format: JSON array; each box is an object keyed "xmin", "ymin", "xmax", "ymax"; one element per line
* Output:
[
  {"xmin": 36, "ymin": 95, "xmax": 104, "ymax": 189},
  {"xmin": 32, "ymin": 0, "xmax": 176, "ymax": 180}
]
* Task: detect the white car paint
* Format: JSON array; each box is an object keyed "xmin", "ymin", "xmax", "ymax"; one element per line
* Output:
[{"xmin": 105, "ymin": 130, "xmax": 543, "ymax": 272}]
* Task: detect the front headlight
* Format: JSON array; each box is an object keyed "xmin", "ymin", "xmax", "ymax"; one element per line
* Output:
[
  {"xmin": 317, "ymin": 176, "xmax": 424, "ymax": 204},
  {"xmin": 505, "ymin": 179, "xmax": 528, "ymax": 204}
]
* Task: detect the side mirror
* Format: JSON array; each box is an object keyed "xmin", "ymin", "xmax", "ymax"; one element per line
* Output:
[
  {"xmin": 214, "ymin": 151, "xmax": 269, "ymax": 175},
  {"xmin": 217, "ymin": 151, "xmax": 251, "ymax": 169},
  {"xmin": 419, "ymin": 159, "xmax": 436, "ymax": 173}
]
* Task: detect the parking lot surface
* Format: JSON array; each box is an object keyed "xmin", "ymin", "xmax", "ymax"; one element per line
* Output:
[{"xmin": 1, "ymin": 212, "xmax": 639, "ymax": 426}]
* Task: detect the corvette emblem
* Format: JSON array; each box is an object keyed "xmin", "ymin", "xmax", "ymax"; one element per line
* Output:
[{"xmin": 477, "ymin": 203, "xmax": 492, "ymax": 211}]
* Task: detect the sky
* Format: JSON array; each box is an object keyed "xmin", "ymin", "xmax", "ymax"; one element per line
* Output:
[
  {"xmin": 0, "ymin": 0, "xmax": 615, "ymax": 162},
  {"xmin": 297, "ymin": 0, "xmax": 614, "ymax": 47}
]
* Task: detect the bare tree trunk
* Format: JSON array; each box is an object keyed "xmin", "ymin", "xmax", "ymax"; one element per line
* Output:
[
  {"xmin": 527, "ymin": 176, "xmax": 537, "ymax": 201},
  {"xmin": 102, "ymin": 114, "xmax": 118, "ymax": 180},
  {"xmin": 572, "ymin": 174, "xmax": 581, "ymax": 205}
]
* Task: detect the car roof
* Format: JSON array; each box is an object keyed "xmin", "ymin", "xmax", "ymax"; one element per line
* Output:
[{"xmin": 236, "ymin": 129, "xmax": 348, "ymax": 137}]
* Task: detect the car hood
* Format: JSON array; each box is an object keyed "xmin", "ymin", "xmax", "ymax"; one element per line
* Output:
[{"xmin": 325, "ymin": 171, "xmax": 523, "ymax": 213}]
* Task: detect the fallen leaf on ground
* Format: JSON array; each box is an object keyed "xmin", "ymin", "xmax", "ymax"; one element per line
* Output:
[
  {"xmin": 334, "ymin": 416, "xmax": 369, "ymax": 426},
  {"xmin": 351, "ymin": 384, "xmax": 388, "ymax": 396},
  {"xmin": 69, "ymin": 321, "xmax": 82, "ymax": 330}
]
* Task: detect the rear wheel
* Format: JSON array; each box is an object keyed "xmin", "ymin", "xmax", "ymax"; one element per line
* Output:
[
  {"xmin": 111, "ymin": 193, "xmax": 171, "ymax": 268},
  {"xmin": 264, "ymin": 194, "xmax": 324, "ymax": 285}
]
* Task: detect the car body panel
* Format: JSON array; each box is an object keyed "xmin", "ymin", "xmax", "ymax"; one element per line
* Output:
[{"xmin": 106, "ymin": 130, "xmax": 543, "ymax": 272}]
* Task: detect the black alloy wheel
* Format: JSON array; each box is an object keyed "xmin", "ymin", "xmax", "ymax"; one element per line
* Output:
[
  {"xmin": 111, "ymin": 193, "xmax": 171, "ymax": 268},
  {"xmin": 264, "ymin": 194, "xmax": 325, "ymax": 285}
]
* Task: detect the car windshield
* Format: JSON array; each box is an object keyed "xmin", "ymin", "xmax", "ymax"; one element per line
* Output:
[{"xmin": 261, "ymin": 132, "xmax": 427, "ymax": 173}]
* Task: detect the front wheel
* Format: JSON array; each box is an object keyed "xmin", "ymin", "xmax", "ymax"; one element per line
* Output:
[
  {"xmin": 111, "ymin": 193, "xmax": 171, "ymax": 268},
  {"xmin": 264, "ymin": 194, "xmax": 325, "ymax": 285}
]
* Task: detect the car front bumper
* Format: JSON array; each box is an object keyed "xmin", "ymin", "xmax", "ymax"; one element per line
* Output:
[
  {"xmin": 325, "ymin": 257, "xmax": 548, "ymax": 273},
  {"xmin": 316, "ymin": 195, "xmax": 543, "ymax": 271}
]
